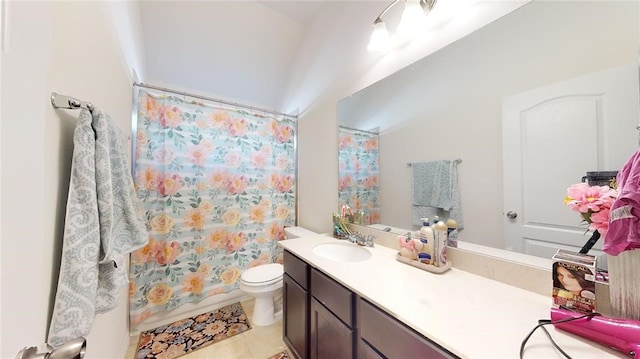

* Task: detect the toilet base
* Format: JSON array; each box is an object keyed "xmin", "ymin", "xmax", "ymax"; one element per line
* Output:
[
  {"xmin": 252, "ymin": 296, "xmax": 276, "ymax": 326},
  {"xmin": 249, "ymin": 288, "xmax": 283, "ymax": 327}
]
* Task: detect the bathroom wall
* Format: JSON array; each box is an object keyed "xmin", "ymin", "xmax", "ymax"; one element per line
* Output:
[{"xmin": 1, "ymin": 2, "xmax": 143, "ymax": 358}]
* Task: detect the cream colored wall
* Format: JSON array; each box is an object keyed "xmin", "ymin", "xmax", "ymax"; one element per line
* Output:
[
  {"xmin": 1, "ymin": 2, "xmax": 140, "ymax": 358},
  {"xmin": 296, "ymin": 96, "xmax": 340, "ymax": 233}
]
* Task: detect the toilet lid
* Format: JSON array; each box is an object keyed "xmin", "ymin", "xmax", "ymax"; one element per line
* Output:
[{"xmin": 241, "ymin": 263, "xmax": 283, "ymax": 284}]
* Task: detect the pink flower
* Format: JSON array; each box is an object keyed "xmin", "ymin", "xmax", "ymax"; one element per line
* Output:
[
  {"xmin": 275, "ymin": 156, "xmax": 288, "ymax": 170},
  {"xmin": 227, "ymin": 117, "xmax": 248, "ymax": 137},
  {"xmin": 226, "ymin": 232, "xmax": 246, "ymax": 252},
  {"xmin": 565, "ymin": 182, "xmax": 617, "ymax": 239},
  {"xmin": 157, "ymin": 174, "xmax": 183, "ymax": 196},
  {"xmin": 364, "ymin": 175, "xmax": 378, "ymax": 189},
  {"xmin": 159, "ymin": 106, "xmax": 183, "ymax": 127},
  {"xmin": 224, "ymin": 151, "xmax": 243, "ymax": 168},
  {"xmin": 339, "ymin": 134, "xmax": 353, "ymax": 149},
  {"xmin": 268, "ymin": 222, "xmax": 285, "ymax": 240},
  {"xmin": 155, "ymin": 241, "xmax": 180, "ymax": 265},
  {"xmin": 273, "ymin": 124, "xmax": 293, "ymax": 143},
  {"xmin": 589, "ymin": 209, "xmax": 611, "ymax": 236},
  {"xmin": 565, "ymin": 183, "xmax": 616, "ymax": 214},
  {"xmin": 277, "ymin": 175, "xmax": 294, "ymax": 193},
  {"xmin": 153, "ymin": 147, "xmax": 175, "ymax": 164},
  {"xmin": 187, "ymin": 146, "xmax": 207, "ymax": 167},
  {"xmin": 251, "ymin": 151, "xmax": 267, "ymax": 169},
  {"xmin": 364, "ymin": 138, "xmax": 378, "ymax": 151},
  {"xmin": 338, "ymin": 175, "xmax": 353, "ymax": 191},
  {"xmin": 227, "ymin": 175, "xmax": 248, "ymax": 194}
]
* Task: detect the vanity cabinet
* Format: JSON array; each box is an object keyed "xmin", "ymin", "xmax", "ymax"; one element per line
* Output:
[
  {"xmin": 283, "ymin": 249, "xmax": 457, "ymax": 359},
  {"xmin": 358, "ymin": 298, "xmax": 457, "ymax": 359},
  {"xmin": 309, "ymin": 268, "xmax": 355, "ymax": 359},
  {"xmin": 283, "ymin": 250, "xmax": 309, "ymax": 359}
]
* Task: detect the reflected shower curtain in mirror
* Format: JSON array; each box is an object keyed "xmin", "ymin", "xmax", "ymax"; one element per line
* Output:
[
  {"xmin": 338, "ymin": 127, "xmax": 380, "ymax": 224},
  {"xmin": 129, "ymin": 89, "xmax": 296, "ymax": 324}
]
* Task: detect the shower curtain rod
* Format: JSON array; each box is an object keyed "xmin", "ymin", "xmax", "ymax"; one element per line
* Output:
[
  {"xmin": 50, "ymin": 92, "xmax": 95, "ymax": 112},
  {"xmin": 134, "ymin": 82, "xmax": 298, "ymax": 120},
  {"xmin": 338, "ymin": 125, "xmax": 379, "ymax": 135}
]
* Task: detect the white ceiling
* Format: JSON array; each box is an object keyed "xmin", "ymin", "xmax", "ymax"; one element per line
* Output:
[
  {"xmin": 138, "ymin": 1, "xmax": 328, "ymax": 111},
  {"xmin": 136, "ymin": 1, "xmax": 526, "ymax": 114},
  {"xmin": 257, "ymin": 1, "xmax": 325, "ymax": 25}
]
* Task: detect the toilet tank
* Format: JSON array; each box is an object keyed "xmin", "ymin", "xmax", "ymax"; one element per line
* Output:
[{"xmin": 284, "ymin": 226, "xmax": 320, "ymax": 239}]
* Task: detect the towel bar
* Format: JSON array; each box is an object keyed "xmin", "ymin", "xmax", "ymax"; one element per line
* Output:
[{"xmin": 51, "ymin": 92, "xmax": 94, "ymax": 112}]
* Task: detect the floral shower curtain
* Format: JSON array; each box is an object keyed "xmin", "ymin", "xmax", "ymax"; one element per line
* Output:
[
  {"xmin": 129, "ymin": 89, "xmax": 296, "ymax": 324},
  {"xmin": 337, "ymin": 127, "xmax": 380, "ymax": 225}
]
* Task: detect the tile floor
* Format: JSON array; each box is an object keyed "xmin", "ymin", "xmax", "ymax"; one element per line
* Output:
[{"xmin": 125, "ymin": 299, "xmax": 290, "ymax": 359}]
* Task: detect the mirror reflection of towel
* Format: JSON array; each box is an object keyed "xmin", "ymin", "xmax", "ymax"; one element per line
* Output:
[{"xmin": 412, "ymin": 159, "xmax": 463, "ymax": 229}]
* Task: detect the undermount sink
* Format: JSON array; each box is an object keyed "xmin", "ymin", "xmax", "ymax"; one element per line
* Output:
[{"xmin": 312, "ymin": 242, "xmax": 372, "ymax": 262}]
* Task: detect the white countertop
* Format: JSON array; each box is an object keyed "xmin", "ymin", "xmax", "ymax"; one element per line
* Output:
[{"xmin": 279, "ymin": 236, "xmax": 625, "ymax": 359}]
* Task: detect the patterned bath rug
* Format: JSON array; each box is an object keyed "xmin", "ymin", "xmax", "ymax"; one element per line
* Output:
[
  {"xmin": 135, "ymin": 302, "xmax": 251, "ymax": 359},
  {"xmin": 267, "ymin": 351, "xmax": 290, "ymax": 359}
]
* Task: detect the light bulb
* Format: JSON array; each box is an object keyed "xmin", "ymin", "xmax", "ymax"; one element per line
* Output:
[
  {"xmin": 397, "ymin": 0, "xmax": 426, "ymax": 38},
  {"xmin": 367, "ymin": 20, "xmax": 392, "ymax": 53}
]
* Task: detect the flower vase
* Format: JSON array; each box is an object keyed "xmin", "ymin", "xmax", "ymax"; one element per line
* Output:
[{"xmin": 607, "ymin": 249, "xmax": 640, "ymax": 320}]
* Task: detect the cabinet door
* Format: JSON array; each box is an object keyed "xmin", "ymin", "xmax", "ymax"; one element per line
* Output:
[
  {"xmin": 310, "ymin": 298, "xmax": 354, "ymax": 359},
  {"xmin": 358, "ymin": 341, "xmax": 385, "ymax": 359},
  {"xmin": 284, "ymin": 274, "xmax": 308, "ymax": 359}
]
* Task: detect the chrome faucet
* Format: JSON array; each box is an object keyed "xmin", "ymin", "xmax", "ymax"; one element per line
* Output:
[{"xmin": 348, "ymin": 232, "xmax": 375, "ymax": 247}]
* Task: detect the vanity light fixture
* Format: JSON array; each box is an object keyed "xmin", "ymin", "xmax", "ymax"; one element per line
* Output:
[{"xmin": 367, "ymin": 0, "xmax": 437, "ymax": 54}]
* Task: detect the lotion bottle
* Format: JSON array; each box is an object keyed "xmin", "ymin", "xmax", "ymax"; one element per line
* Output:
[
  {"xmin": 419, "ymin": 218, "xmax": 434, "ymax": 264},
  {"xmin": 433, "ymin": 220, "xmax": 448, "ymax": 267}
]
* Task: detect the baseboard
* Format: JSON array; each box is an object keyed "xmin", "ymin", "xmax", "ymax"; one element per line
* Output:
[{"xmin": 118, "ymin": 331, "xmax": 131, "ymax": 359}]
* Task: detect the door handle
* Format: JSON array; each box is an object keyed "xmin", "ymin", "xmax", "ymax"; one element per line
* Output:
[{"xmin": 506, "ymin": 211, "xmax": 518, "ymax": 219}]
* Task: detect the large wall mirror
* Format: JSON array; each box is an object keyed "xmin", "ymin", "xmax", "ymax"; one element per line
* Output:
[{"xmin": 337, "ymin": 1, "xmax": 640, "ymax": 262}]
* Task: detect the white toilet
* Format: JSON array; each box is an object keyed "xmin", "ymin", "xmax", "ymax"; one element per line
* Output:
[{"xmin": 239, "ymin": 263, "xmax": 284, "ymax": 326}]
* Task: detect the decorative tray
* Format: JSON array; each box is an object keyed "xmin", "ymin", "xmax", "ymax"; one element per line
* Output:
[{"xmin": 395, "ymin": 254, "xmax": 452, "ymax": 274}]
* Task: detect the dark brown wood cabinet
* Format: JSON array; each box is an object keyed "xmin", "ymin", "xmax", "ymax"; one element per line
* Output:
[
  {"xmin": 310, "ymin": 297, "xmax": 354, "ymax": 359},
  {"xmin": 283, "ymin": 251, "xmax": 309, "ymax": 359},
  {"xmin": 282, "ymin": 249, "xmax": 459, "ymax": 359},
  {"xmin": 309, "ymin": 268, "xmax": 355, "ymax": 359},
  {"xmin": 358, "ymin": 298, "xmax": 457, "ymax": 359}
]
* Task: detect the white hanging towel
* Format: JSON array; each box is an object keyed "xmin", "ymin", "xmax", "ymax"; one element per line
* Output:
[
  {"xmin": 48, "ymin": 108, "xmax": 148, "ymax": 347},
  {"xmin": 411, "ymin": 159, "xmax": 463, "ymax": 229}
]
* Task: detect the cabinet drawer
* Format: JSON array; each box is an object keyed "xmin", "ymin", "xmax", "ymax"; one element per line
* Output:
[
  {"xmin": 311, "ymin": 268, "xmax": 354, "ymax": 327},
  {"xmin": 359, "ymin": 299, "xmax": 458, "ymax": 359},
  {"xmin": 284, "ymin": 250, "xmax": 308, "ymax": 290}
]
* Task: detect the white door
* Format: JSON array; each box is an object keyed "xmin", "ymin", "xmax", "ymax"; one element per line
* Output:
[{"xmin": 502, "ymin": 63, "xmax": 640, "ymax": 264}]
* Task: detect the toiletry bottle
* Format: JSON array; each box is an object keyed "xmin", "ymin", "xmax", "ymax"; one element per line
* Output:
[
  {"xmin": 419, "ymin": 218, "xmax": 434, "ymax": 264},
  {"xmin": 433, "ymin": 221, "xmax": 448, "ymax": 267},
  {"xmin": 430, "ymin": 215, "xmax": 440, "ymax": 237},
  {"xmin": 446, "ymin": 219, "xmax": 459, "ymax": 248}
]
